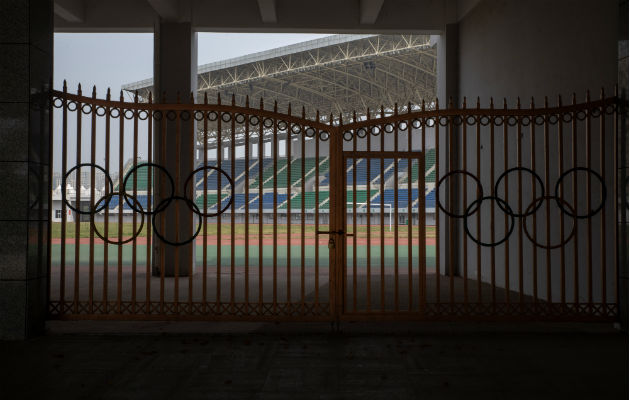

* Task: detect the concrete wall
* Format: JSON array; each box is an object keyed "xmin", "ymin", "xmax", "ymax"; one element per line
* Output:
[{"xmin": 453, "ymin": 0, "xmax": 620, "ymax": 303}]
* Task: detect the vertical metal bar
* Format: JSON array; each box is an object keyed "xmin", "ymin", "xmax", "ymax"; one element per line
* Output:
[
  {"xmin": 315, "ymin": 110, "xmax": 320, "ymax": 308},
  {"xmin": 489, "ymin": 98, "xmax": 496, "ymax": 308},
  {"xmin": 475, "ymin": 97, "xmax": 481, "ymax": 304},
  {"xmin": 435, "ymin": 99, "xmax": 441, "ymax": 305},
  {"xmin": 571, "ymin": 93, "xmax": 579, "ymax": 305},
  {"xmin": 380, "ymin": 106, "xmax": 385, "ymax": 312},
  {"xmin": 74, "ymin": 85, "xmax": 82, "ymax": 314},
  {"xmin": 174, "ymin": 99, "xmax": 181, "ymax": 312},
  {"xmin": 407, "ymin": 104, "xmax": 413, "ymax": 311},
  {"xmin": 159, "ymin": 94, "xmax": 166, "ymax": 314},
  {"xmin": 301, "ymin": 108, "xmax": 306, "ymax": 313},
  {"xmin": 517, "ymin": 98, "xmax": 524, "ymax": 305},
  {"xmin": 273, "ymin": 102, "xmax": 278, "ymax": 313},
  {"xmin": 103, "ymin": 89, "xmax": 111, "ymax": 314},
  {"xmin": 258, "ymin": 99, "xmax": 264, "ymax": 313},
  {"xmin": 502, "ymin": 99, "xmax": 510, "ymax": 304},
  {"xmin": 132, "ymin": 92, "xmax": 139, "ymax": 313},
  {"xmin": 462, "ymin": 98, "xmax": 468, "ymax": 304},
  {"xmin": 586, "ymin": 91, "xmax": 593, "ymax": 309},
  {"xmin": 202, "ymin": 93, "xmax": 208, "ymax": 311},
  {"xmin": 544, "ymin": 97, "xmax": 551, "ymax": 303},
  {"xmin": 613, "ymin": 87, "xmax": 619, "ymax": 311},
  {"xmin": 245, "ymin": 97, "xmax": 250, "ymax": 308},
  {"xmin": 231, "ymin": 96, "xmax": 236, "ymax": 311},
  {"xmin": 366, "ymin": 108, "xmax": 371, "ymax": 312},
  {"xmin": 286, "ymin": 105, "xmax": 292, "ymax": 306},
  {"xmin": 145, "ymin": 93, "xmax": 153, "ymax": 314},
  {"xmin": 530, "ymin": 97, "xmax": 538, "ymax": 303},
  {"xmin": 60, "ymin": 82, "xmax": 68, "ymax": 312},
  {"xmin": 352, "ymin": 112, "xmax": 357, "ymax": 312},
  {"xmin": 117, "ymin": 89, "xmax": 123, "ymax": 314},
  {"xmin": 216, "ymin": 94, "xmax": 222, "ymax": 310},
  {"xmin": 557, "ymin": 95, "xmax": 566, "ymax": 305},
  {"xmin": 420, "ymin": 100, "xmax": 426, "ymax": 312},
  {"xmin": 448, "ymin": 98, "xmax": 454, "ymax": 305},
  {"xmin": 599, "ymin": 89, "xmax": 606, "ymax": 307},
  {"xmin": 188, "ymin": 96, "xmax": 195, "ymax": 311},
  {"xmin": 89, "ymin": 87, "xmax": 97, "ymax": 313},
  {"xmin": 394, "ymin": 105, "xmax": 400, "ymax": 312},
  {"xmin": 47, "ymin": 82, "xmax": 54, "ymax": 312}
]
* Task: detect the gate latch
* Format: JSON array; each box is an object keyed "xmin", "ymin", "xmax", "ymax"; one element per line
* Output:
[{"xmin": 328, "ymin": 238, "xmax": 335, "ymax": 250}]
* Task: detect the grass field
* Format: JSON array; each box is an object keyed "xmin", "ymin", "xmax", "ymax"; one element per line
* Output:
[{"xmin": 52, "ymin": 222, "xmax": 436, "ymax": 239}]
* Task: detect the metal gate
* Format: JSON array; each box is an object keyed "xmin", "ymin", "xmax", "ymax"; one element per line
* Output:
[{"xmin": 48, "ymin": 84, "xmax": 621, "ymax": 321}]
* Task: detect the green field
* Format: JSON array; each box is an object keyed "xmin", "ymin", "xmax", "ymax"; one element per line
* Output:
[
  {"xmin": 51, "ymin": 244, "xmax": 437, "ymax": 268},
  {"xmin": 52, "ymin": 222, "xmax": 436, "ymax": 239}
]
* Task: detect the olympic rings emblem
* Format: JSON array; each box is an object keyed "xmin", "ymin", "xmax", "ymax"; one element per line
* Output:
[
  {"xmin": 437, "ymin": 166, "xmax": 606, "ymax": 247},
  {"xmin": 63, "ymin": 162, "xmax": 234, "ymax": 246}
]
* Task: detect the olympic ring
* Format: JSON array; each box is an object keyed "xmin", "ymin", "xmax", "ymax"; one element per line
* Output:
[
  {"xmin": 437, "ymin": 170, "xmax": 483, "ymax": 218},
  {"xmin": 92, "ymin": 192, "xmax": 145, "ymax": 245},
  {"xmin": 122, "ymin": 163, "xmax": 175, "ymax": 215},
  {"xmin": 554, "ymin": 167, "xmax": 606, "ymax": 219},
  {"xmin": 494, "ymin": 167, "xmax": 545, "ymax": 217},
  {"xmin": 183, "ymin": 165, "xmax": 234, "ymax": 218},
  {"xmin": 62, "ymin": 163, "xmax": 114, "ymax": 215},
  {"xmin": 464, "ymin": 196, "xmax": 515, "ymax": 247},
  {"xmin": 522, "ymin": 196, "xmax": 576, "ymax": 249},
  {"xmin": 152, "ymin": 196, "xmax": 203, "ymax": 247}
]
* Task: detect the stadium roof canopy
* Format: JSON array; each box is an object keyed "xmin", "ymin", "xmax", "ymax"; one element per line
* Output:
[{"xmin": 122, "ymin": 34, "xmax": 437, "ymax": 120}]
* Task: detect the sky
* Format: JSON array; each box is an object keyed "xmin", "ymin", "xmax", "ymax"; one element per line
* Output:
[{"xmin": 53, "ymin": 33, "xmax": 332, "ymax": 176}]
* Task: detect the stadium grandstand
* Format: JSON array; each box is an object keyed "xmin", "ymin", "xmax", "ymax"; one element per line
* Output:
[{"xmin": 75, "ymin": 34, "xmax": 438, "ymax": 225}]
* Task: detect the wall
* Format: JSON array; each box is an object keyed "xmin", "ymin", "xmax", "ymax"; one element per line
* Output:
[{"xmin": 454, "ymin": 0, "xmax": 620, "ymax": 304}]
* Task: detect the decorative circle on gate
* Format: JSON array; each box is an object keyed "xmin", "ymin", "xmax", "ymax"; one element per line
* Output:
[
  {"xmin": 122, "ymin": 162, "xmax": 175, "ymax": 215},
  {"xmin": 62, "ymin": 163, "xmax": 114, "ymax": 214},
  {"xmin": 249, "ymin": 115, "xmax": 259, "ymax": 126},
  {"xmin": 277, "ymin": 120, "xmax": 288, "ymax": 131},
  {"xmin": 304, "ymin": 126, "xmax": 316, "ymax": 138},
  {"xmin": 343, "ymin": 131, "xmax": 354, "ymax": 141},
  {"xmin": 182, "ymin": 165, "xmax": 234, "ymax": 218},
  {"xmin": 152, "ymin": 196, "xmax": 203, "ymax": 246},
  {"xmin": 494, "ymin": 167, "xmax": 545, "ymax": 217},
  {"xmin": 291, "ymin": 123, "xmax": 302, "ymax": 135},
  {"xmin": 318, "ymin": 130, "xmax": 330, "ymax": 141},
  {"xmin": 522, "ymin": 196, "xmax": 577, "ymax": 249},
  {"xmin": 92, "ymin": 192, "xmax": 145, "ymax": 245},
  {"xmin": 554, "ymin": 167, "xmax": 606, "ymax": 219},
  {"xmin": 235, "ymin": 113, "xmax": 246, "ymax": 124},
  {"xmin": 464, "ymin": 196, "xmax": 515, "ymax": 247},
  {"xmin": 384, "ymin": 123, "xmax": 395, "ymax": 133},
  {"xmin": 356, "ymin": 127, "xmax": 368, "ymax": 138},
  {"xmin": 436, "ymin": 170, "xmax": 484, "ymax": 218}
]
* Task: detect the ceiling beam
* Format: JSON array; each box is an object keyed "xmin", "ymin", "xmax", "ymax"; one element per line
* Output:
[
  {"xmin": 257, "ymin": 0, "xmax": 277, "ymax": 23},
  {"xmin": 359, "ymin": 0, "xmax": 384, "ymax": 24},
  {"xmin": 146, "ymin": 0, "xmax": 179, "ymax": 21},
  {"xmin": 54, "ymin": 0, "xmax": 85, "ymax": 23}
]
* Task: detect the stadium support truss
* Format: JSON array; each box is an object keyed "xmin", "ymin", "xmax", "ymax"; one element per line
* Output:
[{"xmin": 122, "ymin": 34, "xmax": 437, "ymax": 148}]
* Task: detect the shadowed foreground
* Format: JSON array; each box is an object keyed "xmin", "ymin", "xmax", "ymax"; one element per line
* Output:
[{"xmin": 0, "ymin": 322, "xmax": 626, "ymax": 399}]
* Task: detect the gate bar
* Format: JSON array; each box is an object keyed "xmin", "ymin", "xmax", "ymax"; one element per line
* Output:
[{"xmin": 74, "ymin": 85, "xmax": 82, "ymax": 314}]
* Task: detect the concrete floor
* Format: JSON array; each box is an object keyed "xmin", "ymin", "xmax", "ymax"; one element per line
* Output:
[{"xmin": 0, "ymin": 322, "xmax": 627, "ymax": 399}]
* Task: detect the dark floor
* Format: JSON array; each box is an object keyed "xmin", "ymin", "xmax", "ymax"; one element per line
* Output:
[{"xmin": 0, "ymin": 322, "xmax": 627, "ymax": 400}]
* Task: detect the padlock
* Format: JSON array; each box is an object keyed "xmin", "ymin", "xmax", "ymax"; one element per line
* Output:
[{"xmin": 328, "ymin": 237, "xmax": 335, "ymax": 250}]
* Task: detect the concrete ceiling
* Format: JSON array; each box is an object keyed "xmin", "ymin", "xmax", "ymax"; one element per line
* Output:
[{"xmin": 54, "ymin": 0, "xmax": 481, "ymax": 33}]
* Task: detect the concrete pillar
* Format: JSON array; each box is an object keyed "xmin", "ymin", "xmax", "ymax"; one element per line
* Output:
[
  {"xmin": 151, "ymin": 22, "xmax": 198, "ymax": 277},
  {"xmin": 436, "ymin": 23, "xmax": 460, "ymax": 277},
  {"xmin": 0, "ymin": 0, "xmax": 53, "ymax": 339}
]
